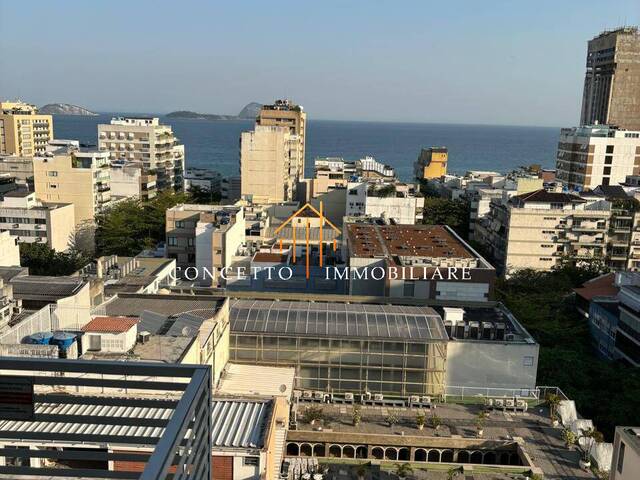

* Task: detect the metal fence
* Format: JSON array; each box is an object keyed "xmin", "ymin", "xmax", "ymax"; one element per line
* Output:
[{"xmin": 0, "ymin": 357, "xmax": 211, "ymax": 479}]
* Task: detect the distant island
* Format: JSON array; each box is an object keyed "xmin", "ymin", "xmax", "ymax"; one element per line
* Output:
[
  {"xmin": 39, "ymin": 103, "xmax": 98, "ymax": 116},
  {"xmin": 166, "ymin": 102, "xmax": 262, "ymax": 121}
]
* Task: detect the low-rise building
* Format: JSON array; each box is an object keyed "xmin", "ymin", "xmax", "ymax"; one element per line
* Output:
[
  {"xmin": 0, "ymin": 190, "xmax": 75, "ymax": 251},
  {"xmin": 185, "ymin": 167, "xmax": 222, "ymax": 193},
  {"xmin": 0, "ymin": 230, "xmax": 20, "ymax": 267},
  {"xmin": 346, "ymin": 181, "xmax": 424, "ymax": 225},
  {"xmin": 0, "ymin": 154, "xmax": 35, "ymax": 188},
  {"xmin": 345, "ymin": 221, "xmax": 496, "ymax": 301},
  {"xmin": 109, "ymin": 161, "xmax": 157, "ymax": 201}
]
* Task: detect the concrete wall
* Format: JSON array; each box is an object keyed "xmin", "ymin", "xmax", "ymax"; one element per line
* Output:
[
  {"xmin": 0, "ymin": 231, "xmax": 19, "ymax": 267},
  {"xmin": 445, "ymin": 340, "xmax": 539, "ymax": 393}
]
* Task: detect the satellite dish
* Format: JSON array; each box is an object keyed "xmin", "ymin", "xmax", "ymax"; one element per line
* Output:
[{"xmin": 279, "ymin": 384, "xmax": 287, "ymax": 393}]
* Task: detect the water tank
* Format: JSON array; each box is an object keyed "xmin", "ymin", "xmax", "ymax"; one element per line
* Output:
[
  {"xmin": 51, "ymin": 332, "xmax": 76, "ymax": 350},
  {"xmin": 29, "ymin": 332, "xmax": 54, "ymax": 345}
]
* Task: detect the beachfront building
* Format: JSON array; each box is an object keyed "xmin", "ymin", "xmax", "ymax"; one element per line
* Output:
[
  {"xmin": 240, "ymin": 125, "xmax": 302, "ymax": 204},
  {"xmin": 556, "ymin": 125, "xmax": 640, "ymax": 191},
  {"xmin": 414, "ymin": 147, "xmax": 448, "ymax": 180},
  {"xmin": 476, "ymin": 189, "xmax": 612, "ymax": 275},
  {"xmin": 33, "ymin": 143, "xmax": 111, "ymax": 229},
  {"xmin": 580, "ymin": 27, "xmax": 640, "ymax": 130},
  {"xmin": 98, "ymin": 117, "xmax": 185, "ymax": 191},
  {"xmin": 0, "ymin": 191, "xmax": 75, "ymax": 252},
  {"xmin": 0, "ymin": 101, "xmax": 53, "ymax": 156}
]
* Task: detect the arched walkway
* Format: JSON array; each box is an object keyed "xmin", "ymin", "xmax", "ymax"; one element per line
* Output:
[
  {"xmin": 313, "ymin": 444, "xmax": 325, "ymax": 457},
  {"xmin": 328, "ymin": 445, "xmax": 342, "ymax": 458},
  {"xmin": 414, "ymin": 449, "xmax": 427, "ymax": 462},
  {"xmin": 384, "ymin": 448, "xmax": 398, "ymax": 460},
  {"xmin": 441, "ymin": 450, "xmax": 453, "ymax": 463},
  {"xmin": 428, "ymin": 450, "xmax": 440, "ymax": 462},
  {"xmin": 499, "ymin": 452, "xmax": 511, "ymax": 465},
  {"xmin": 398, "ymin": 448, "xmax": 410, "ymax": 461},
  {"xmin": 483, "ymin": 451, "xmax": 496, "ymax": 464},
  {"xmin": 372, "ymin": 447, "xmax": 384, "ymax": 460},
  {"xmin": 470, "ymin": 451, "xmax": 483, "ymax": 464},
  {"xmin": 286, "ymin": 443, "xmax": 299, "ymax": 456},
  {"xmin": 457, "ymin": 451, "xmax": 469, "ymax": 463},
  {"xmin": 356, "ymin": 446, "xmax": 367, "ymax": 459},
  {"xmin": 343, "ymin": 446, "xmax": 355, "ymax": 458},
  {"xmin": 300, "ymin": 444, "xmax": 312, "ymax": 457},
  {"xmin": 510, "ymin": 453, "xmax": 521, "ymax": 465}
]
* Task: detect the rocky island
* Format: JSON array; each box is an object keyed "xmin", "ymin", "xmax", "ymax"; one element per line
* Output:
[
  {"xmin": 39, "ymin": 103, "xmax": 98, "ymax": 115},
  {"xmin": 166, "ymin": 102, "xmax": 262, "ymax": 121}
]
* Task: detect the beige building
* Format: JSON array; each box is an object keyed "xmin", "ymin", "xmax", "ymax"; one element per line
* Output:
[
  {"xmin": 109, "ymin": 161, "xmax": 157, "ymax": 201},
  {"xmin": 257, "ymin": 99, "xmax": 306, "ymax": 172},
  {"xmin": 0, "ymin": 191, "xmax": 75, "ymax": 252},
  {"xmin": 33, "ymin": 145, "xmax": 111, "ymax": 228},
  {"xmin": 0, "ymin": 231, "xmax": 20, "ymax": 267},
  {"xmin": 240, "ymin": 125, "xmax": 302, "ymax": 203},
  {"xmin": 0, "ymin": 155, "xmax": 35, "ymax": 187},
  {"xmin": 476, "ymin": 190, "xmax": 612, "ymax": 275},
  {"xmin": 166, "ymin": 204, "xmax": 245, "ymax": 285},
  {"xmin": 611, "ymin": 426, "xmax": 640, "ymax": 480},
  {"xmin": 556, "ymin": 126, "xmax": 640, "ymax": 190},
  {"xmin": 98, "ymin": 117, "xmax": 184, "ymax": 191},
  {"xmin": 0, "ymin": 101, "xmax": 53, "ymax": 156},
  {"xmin": 580, "ymin": 27, "xmax": 640, "ymax": 130}
]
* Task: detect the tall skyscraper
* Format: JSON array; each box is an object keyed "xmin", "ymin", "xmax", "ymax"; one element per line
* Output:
[
  {"xmin": 0, "ymin": 101, "xmax": 53, "ymax": 156},
  {"xmin": 256, "ymin": 99, "xmax": 306, "ymax": 175},
  {"xmin": 580, "ymin": 27, "xmax": 640, "ymax": 130}
]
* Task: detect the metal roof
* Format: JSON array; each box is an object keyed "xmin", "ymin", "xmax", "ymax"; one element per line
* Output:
[
  {"xmin": 229, "ymin": 299, "xmax": 447, "ymax": 341},
  {"xmin": 211, "ymin": 399, "xmax": 271, "ymax": 449},
  {"xmin": 99, "ymin": 293, "xmax": 222, "ymax": 318},
  {"xmin": 11, "ymin": 275, "xmax": 87, "ymax": 298}
]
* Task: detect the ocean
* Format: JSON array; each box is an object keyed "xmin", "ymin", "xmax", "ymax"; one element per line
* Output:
[{"xmin": 52, "ymin": 114, "xmax": 560, "ymax": 181}]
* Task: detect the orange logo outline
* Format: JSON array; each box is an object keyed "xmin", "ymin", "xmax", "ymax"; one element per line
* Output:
[{"xmin": 273, "ymin": 201, "xmax": 341, "ymax": 279}]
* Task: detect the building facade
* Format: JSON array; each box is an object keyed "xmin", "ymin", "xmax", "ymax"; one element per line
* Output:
[
  {"xmin": 556, "ymin": 126, "xmax": 640, "ymax": 190},
  {"xmin": 33, "ymin": 146, "xmax": 111, "ymax": 228},
  {"xmin": 240, "ymin": 126, "xmax": 301, "ymax": 204},
  {"xmin": 580, "ymin": 27, "xmax": 640, "ymax": 131},
  {"xmin": 256, "ymin": 99, "xmax": 306, "ymax": 173},
  {"xmin": 109, "ymin": 161, "xmax": 157, "ymax": 201},
  {"xmin": 0, "ymin": 101, "xmax": 53, "ymax": 156},
  {"xmin": 98, "ymin": 117, "xmax": 185, "ymax": 191},
  {"xmin": 0, "ymin": 191, "xmax": 75, "ymax": 252},
  {"xmin": 611, "ymin": 426, "xmax": 640, "ymax": 480},
  {"xmin": 346, "ymin": 181, "xmax": 424, "ymax": 225},
  {"xmin": 415, "ymin": 147, "xmax": 448, "ymax": 180}
]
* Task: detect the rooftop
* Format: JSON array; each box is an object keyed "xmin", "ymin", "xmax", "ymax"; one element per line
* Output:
[
  {"xmin": 216, "ymin": 363, "xmax": 295, "ymax": 398},
  {"xmin": 10, "ymin": 275, "xmax": 87, "ymax": 299},
  {"xmin": 346, "ymin": 224, "xmax": 473, "ymax": 260},
  {"xmin": 230, "ymin": 299, "xmax": 448, "ymax": 341},
  {"xmin": 211, "ymin": 398, "xmax": 273, "ymax": 450},
  {"xmin": 99, "ymin": 293, "xmax": 223, "ymax": 318},
  {"xmin": 512, "ymin": 189, "xmax": 586, "ymax": 205},
  {"xmin": 133, "ymin": 335, "xmax": 196, "ymax": 363},
  {"xmin": 81, "ymin": 316, "xmax": 138, "ymax": 333},
  {"xmin": 574, "ymin": 272, "xmax": 618, "ymax": 302}
]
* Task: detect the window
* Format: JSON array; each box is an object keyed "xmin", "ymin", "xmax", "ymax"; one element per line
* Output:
[
  {"xmin": 606, "ymin": 145, "xmax": 614, "ymax": 154},
  {"xmin": 602, "ymin": 177, "xmax": 610, "ymax": 186},
  {"xmin": 48, "ymin": 171, "xmax": 58, "ymax": 177},
  {"xmin": 605, "ymin": 155, "xmax": 613, "ymax": 165},
  {"xmin": 617, "ymin": 441, "xmax": 625, "ymax": 473},
  {"xmin": 167, "ymin": 236, "xmax": 177, "ymax": 246},
  {"xmin": 523, "ymin": 356, "xmax": 534, "ymax": 367},
  {"xmin": 175, "ymin": 220, "xmax": 185, "ymax": 228},
  {"xmin": 187, "ymin": 237, "xmax": 194, "ymax": 247},
  {"xmin": 403, "ymin": 281, "xmax": 415, "ymax": 297},
  {"xmin": 603, "ymin": 167, "xmax": 611, "ymax": 175}
]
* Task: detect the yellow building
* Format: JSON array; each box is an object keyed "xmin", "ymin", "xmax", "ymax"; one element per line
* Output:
[
  {"xmin": 414, "ymin": 146, "xmax": 448, "ymax": 180},
  {"xmin": 33, "ymin": 145, "xmax": 111, "ymax": 228},
  {"xmin": 0, "ymin": 101, "xmax": 53, "ymax": 156}
]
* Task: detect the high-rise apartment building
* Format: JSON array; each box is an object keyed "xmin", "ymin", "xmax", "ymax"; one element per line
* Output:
[
  {"xmin": 580, "ymin": 27, "xmax": 640, "ymax": 130},
  {"xmin": 0, "ymin": 101, "xmax": 53, "ymax": 156},
  {"xmin": 256, "ymin": 99, "xmax": 306, "ymax": 173},
  {"xmin": 414, "ymin": 147, "xmax": 448, "ymax": 180},
  {"xmin": 97, "ymin": 117, "xmax": 185, "ymax": 192},
  {"xmin": 240, "ymin": 125, "xmax": 301, "ymax": 204},
  {"xmin": 556, "ymin": 125, "xmax": 640, "ymax": 190},
  {"xmin": 33, "ymin": 144, "xmax": 111, "ymax": 228}
]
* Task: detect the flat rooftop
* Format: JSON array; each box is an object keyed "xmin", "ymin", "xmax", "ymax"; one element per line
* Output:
[
  {"xmin": 216, "ymin": 363, "xmax": 295, "ymax": 398},
  {"xmin": 230, "ymin": 299, "xmax": 448, "ymax": 341},
  {"xmin": 99, "ymin": 293, "xmax": 223, "ymax": 318},
  {"xmin": 133, "ymin": 335, "xmax": 196, "ymax": 363},
  {"xmin": 346, "ymin": 223, "xmax": 473, "ymax": 259}
]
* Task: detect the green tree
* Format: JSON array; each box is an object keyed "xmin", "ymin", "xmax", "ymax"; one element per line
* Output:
[
  {"xmin": 19, "ymin": 243, "xmax": 89, "ymax": 276},
  {"xmin": 422, "ymin": 197, "xmax": 470, "ymax": 238},
  {"xmin": 188, "ymin": 185, "xmax": 221, "ymax": 204}
]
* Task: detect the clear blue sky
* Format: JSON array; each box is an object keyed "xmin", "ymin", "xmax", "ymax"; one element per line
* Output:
[{"xmin": 1, "ymin": 0, "xmax": 638, "ymax": 126}]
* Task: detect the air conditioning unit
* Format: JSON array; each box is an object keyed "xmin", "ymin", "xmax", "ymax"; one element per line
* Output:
[
  {"xmin": 138, "ymin": 331, "xmax": 151, "ymax": 344},
  {"xmin": 409, "ymin": 395, "xmax": 420, "ymax": 404},
  {"xmin": 373, "ymin": 393, "xmax": 384, "ymax": 402},
  {"xmin": 302, "ymin": 390, "xmax": 312, "ymax": 399},
  {"xmin": 313, "ymin": 391, "xmax": 324, "ymax": 400},
  {"xmin": 344, "ymin": 392, "xmax": 354, "ymax": 401}
]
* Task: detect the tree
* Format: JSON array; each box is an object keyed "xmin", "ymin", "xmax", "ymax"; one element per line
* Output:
[
  {"xmin": 394, "ymin": 463, "xmax": 413, "ymax": 479},
  {"xmin": 301, "ymin": 406, "xmax": 324, "ymax": 425},
  {"xmin": 545, "ymin": 393, "xmax": 561, "ymax": 423},
  {"xmin": 19, "ymin": 243, "xmax": 89, "ymax": 276},
  {"xmin": 422, "ymin": 197, "xmax": 470, "ymax": 238},
  {"xmin": 188, "ymin": 185, "xmax": 221, "ymax": 204}
]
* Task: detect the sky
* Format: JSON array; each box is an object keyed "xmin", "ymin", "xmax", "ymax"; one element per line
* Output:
[{"xmin": 1, "ymin": 0, "xmax": 639, "ymax": 127}]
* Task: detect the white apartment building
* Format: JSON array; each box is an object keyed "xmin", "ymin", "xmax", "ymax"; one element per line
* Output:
[
  {"xmin": 240, "ymin": 125, "xmax": 302, "ymax": 204},
  {"xmin": 611, "ymin": 427, "xmax": 640, "ymax": 480},
  {"xmin": 556, "ymin": 126, "xmax": 640, "ymax": 190},
  {"xmin": 346, "ymin": 181, "xmax": 424, "ymax": 224},
  {"xmin": 109, "ymin": 161, "xmax": 157, "ymax": 201},
  {"xmin": 0, "ymin": 191, "xmax": 75, "ymax": 252},
  {"xmin": 0, "ymin": 230, "xmax": 20, "ymax": 267},
  {"xmin": 185, "ymin": 168, "xmax": 222, "ymax": 194},
  {"xmin": 98, "ymin": 117, "xmax": 185, "ymax": 191},
  {"xmin": 476, "ymin": 190, "xmax": 612, "ymax": 275}
]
